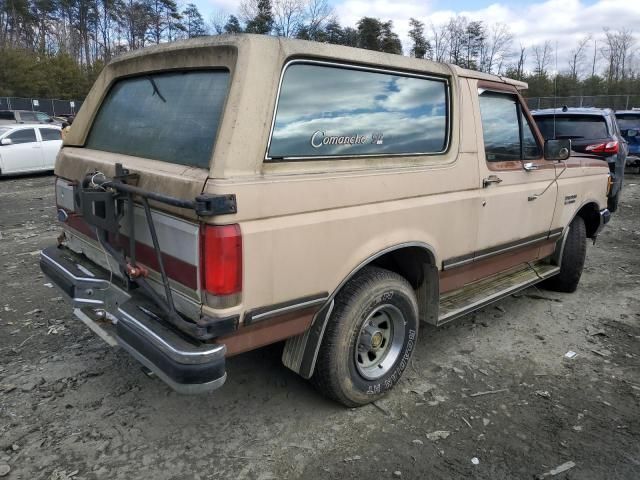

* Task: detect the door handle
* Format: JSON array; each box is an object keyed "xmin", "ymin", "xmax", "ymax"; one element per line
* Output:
[
  {"xmin": 523, "ymin": 162, "xmax": 538, "ymax": 171},
  {"xmin": 482, "ymin": 175, "xmax": 503, "ymax": 188}
]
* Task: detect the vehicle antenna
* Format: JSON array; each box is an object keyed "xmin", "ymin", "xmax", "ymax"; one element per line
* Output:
[{"xmin": 553, "ymin": 41, "xmax": 558, "ymax": 139}]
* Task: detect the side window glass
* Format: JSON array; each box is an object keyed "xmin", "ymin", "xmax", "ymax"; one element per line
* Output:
[
  {"xmin": 20, "ymin": 112, "xmax": 37, "ymax": 122},
  {"xmin": 8, "ymin": 129, "xmax": 37, "ymax": 144},
  {"xmin": 40, "ymin": 128, "xmax": 61, "ymax": 141},
  {"xmin": 268, "ymin": 63, "xmax": 449, "ymax": 159},
  {"xmin": 521, "ymin": 112, "xmax": 541, "ymax": 159},
  {"xmin": 478, "ymin": 92, "xmax": 520, "ymax": 161}
]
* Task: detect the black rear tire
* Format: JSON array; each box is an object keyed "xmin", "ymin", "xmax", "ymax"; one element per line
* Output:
[
  {"xmin": 311, "ymin": 266, "xmax": 419, "ymax": 407},
  {"xmin": 542, "ymin": 216, "xmax": 587, "ymax": 293}
]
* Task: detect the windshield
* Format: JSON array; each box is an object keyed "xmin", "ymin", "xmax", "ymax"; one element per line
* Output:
[
  {"xmin": 616, "ymin": 114, "xmax": 640, "ymax": 131},
  {"xmin": 0, "ymin": 127, "xmax": 11, "ymax": 136},
  {"xmin": 534, "ymin": 115, "xmax": 609, "ymax": 141},
  {"xmin": 86, "ymin": 70, "xmax": 230, "ymax": 169}
]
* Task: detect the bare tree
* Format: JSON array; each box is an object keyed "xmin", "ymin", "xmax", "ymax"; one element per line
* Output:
[
  {"xmin": 515, "ymin": 43, "xmax": 526, "ymax": 79},
  {"xmin": 445, "ymin": 16, "xmax": 467, "ymax": 66},
  {"xmin": 532, "ymin": 41, "xmax": 553, "ymax": 77},
  {"xmin": 429, "ymin": 22, "xmax": 449, "ymax": 63},
  {"xmin": 591, "ymin": 38, "xmax": 597, "ymax": 77},
  {"xmin": 601, "ymin": 28, "xmax": 635, "ymax": 83},
  {"xmin": 272, "ymin": 0, "xmax": 304, "ymax": 37},
  {"xmin": 303, "ymin": 0, "xmax": 331, "ymax": 38},
  {"xmin": 245, "ymin": 0, "xmax": 330, "ymax": 38},
  {"xmin": 238, "ymin": 0, "xmax": 255, "ymax": 24},
  {"xmin": 208, "ymin": 10, "xmax": 228, "ymax": 35},
  {"xmin": 567, "ymin": 35, "xmax": 591, "ymax": 79},
  {"xmin": 479, "ymin": 23, "xmax": 513, "ymax": 74}
]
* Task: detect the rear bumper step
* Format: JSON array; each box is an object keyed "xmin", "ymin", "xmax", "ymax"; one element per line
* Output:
[{"xmin": 40, "ymin": 246, "xmax": 226, "ymax": 394}]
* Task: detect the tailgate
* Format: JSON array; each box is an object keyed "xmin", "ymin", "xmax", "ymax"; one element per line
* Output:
[{"xmin": 56, "ymin": 167, "xmax": 236, "ymax": 329}]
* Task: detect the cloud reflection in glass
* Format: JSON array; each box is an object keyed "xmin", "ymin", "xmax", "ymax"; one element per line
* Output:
[{"xmin": 268, "ymin": 63, "xmax": 448, "ymax": 159}]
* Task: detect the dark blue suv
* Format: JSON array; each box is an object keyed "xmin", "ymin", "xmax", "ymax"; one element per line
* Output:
[
  {"xmin": 615, "ymin": 110, "xmax": 640, "ymax": 168},
  {"xmin": 532, "ymin": 107, "xmax": 627, "ymax": 212}
]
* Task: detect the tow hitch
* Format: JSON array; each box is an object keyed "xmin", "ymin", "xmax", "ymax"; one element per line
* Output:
[{"xmin": 75, "ymin": 163, "xmax": 237, "ymax": 340}]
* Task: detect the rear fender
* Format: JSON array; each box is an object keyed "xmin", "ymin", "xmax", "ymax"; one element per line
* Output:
[{"xmin": 282, "ymin": 242, "xmax": 438, "ymax": 379}]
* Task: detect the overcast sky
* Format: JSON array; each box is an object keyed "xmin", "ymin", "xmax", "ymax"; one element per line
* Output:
[{"xmin": 196, "ymin": 0, "xmax": 640, "ymax": 74}]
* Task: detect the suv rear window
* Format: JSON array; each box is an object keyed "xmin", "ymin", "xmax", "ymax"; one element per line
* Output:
[
  {"xmin": 534, "ymin": 115, "xmax": 609, "ymax": 141},
  {"xmin": 267, "ymin": 62, "xmax": 449, "ymax": 159},
  {"xmin": 86, "ymin": 70, "xmax": 230, "ymax": 169}
]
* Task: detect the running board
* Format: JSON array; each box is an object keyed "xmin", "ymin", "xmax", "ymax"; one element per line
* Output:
[{"xmin": 437, "ymin": 262, "xmax": 560, "ymax": 325}]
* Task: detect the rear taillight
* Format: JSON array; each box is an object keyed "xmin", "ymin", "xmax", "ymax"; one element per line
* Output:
[
  {"xmin": 586, "ymin": 141, "xmax": 619, "ymax": 154},
  {"xmin": 201, "ymin": 224, "xmax": 242, "ymax": 296}
]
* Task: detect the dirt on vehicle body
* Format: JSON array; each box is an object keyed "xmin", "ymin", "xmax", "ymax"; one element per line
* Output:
[{"xmin": 41, "ymin": 34, "xmax": 611, "ymax": 406}]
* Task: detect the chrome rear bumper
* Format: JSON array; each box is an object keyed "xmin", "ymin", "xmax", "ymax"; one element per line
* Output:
[{"xmin": 40, "ymin": 246, "xmax": 226, "ymax": 394}]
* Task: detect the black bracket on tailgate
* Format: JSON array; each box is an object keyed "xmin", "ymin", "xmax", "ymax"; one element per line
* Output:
[{"xmin": 76, "ymin": 163, "xmax": 236, "ymax": 340}]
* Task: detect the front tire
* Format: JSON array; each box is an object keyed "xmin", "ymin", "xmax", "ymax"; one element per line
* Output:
[
  {"xmin": 311, "ymin": 266, "xmax": 419, "ymax": 407},
  {"xmin": 543, "ymin": 216, "xmax": 587, "ymax": 293}
]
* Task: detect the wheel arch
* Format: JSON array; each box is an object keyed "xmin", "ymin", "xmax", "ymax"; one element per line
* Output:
[
  {"xmin": 574, "ymin": 200, "xmax": 601, "ymax": 239},
  {"xmin": 282, "ymin": 241, "xmax": 440, "ymax": 379}
]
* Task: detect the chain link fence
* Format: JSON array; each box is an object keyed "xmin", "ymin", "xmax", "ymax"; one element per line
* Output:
[
  {"xmin": 3, "ymin": 94, "xmax": 639, "ymax": 118},
  {"xmin": 0, "ymin": 96, "xmax": 84, "ymax": 116},
  {"xmin": 526, "ymin": 95, "xmax": 640, "ymax": 111}
]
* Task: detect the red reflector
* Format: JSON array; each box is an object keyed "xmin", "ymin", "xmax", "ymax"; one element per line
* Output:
[
  {"xmin": 585, "ymin": 141, "xmax": 618, "ymax": 154},
  {"xmin": 201, "ymin": 224, "xmax": 242, "ymax": 296}
]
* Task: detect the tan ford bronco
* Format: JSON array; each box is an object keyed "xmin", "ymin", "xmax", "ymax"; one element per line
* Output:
[{"xmin": 41, "ymin": 35, "xmax": 611, "ymax": 407}]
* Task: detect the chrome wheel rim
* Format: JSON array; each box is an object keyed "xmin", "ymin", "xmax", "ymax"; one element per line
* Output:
[{"xmin": 354, "ymin": 304, "xmax": 406, "ymax": 380}]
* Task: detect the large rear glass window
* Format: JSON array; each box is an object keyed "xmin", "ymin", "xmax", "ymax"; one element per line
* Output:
[
  {"xmin": 87, "ymin": 70, "xmax": 229, "ymax": 169},
  {"xmin": 616, "ymin": 114, "xmax": 640, "ymax": 130},
  {"xmin": 534, "ymin": 115, "xmax": 609, "ymax": 141},
  {"xmin": 267, "ymin": 63, "xmax": 449, "ymax": 159}
]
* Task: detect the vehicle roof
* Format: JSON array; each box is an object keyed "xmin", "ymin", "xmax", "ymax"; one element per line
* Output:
[
  {"xmin": 615, "ymin": 110, "xmax": 640, "ymax": 115},
  {"xmin": 448, "ymin": 64, "xmax": 528, "ymax": 89},
  {"xmin": 110, "ymin": 34, "xmax": 528, "ymax": 90},
  {"xmin": 65, "ymin": 34, "xmax": 525, "ymax": 174},
  {"xmin": 532, "ymin": 107, "xmax": 613, "ymax": 116}
]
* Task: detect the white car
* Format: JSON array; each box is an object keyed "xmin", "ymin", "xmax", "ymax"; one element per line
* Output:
[{"xmin": 0, "ymin": 124, "xmax": 62, "ymax": 176}]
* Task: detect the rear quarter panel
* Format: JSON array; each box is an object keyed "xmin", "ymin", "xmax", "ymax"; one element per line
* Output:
[{"xmin": 203, "ymin": 73, "xmax": 481, "ymax": 320}]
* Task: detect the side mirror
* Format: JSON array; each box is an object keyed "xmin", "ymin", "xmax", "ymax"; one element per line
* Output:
[
  {"xmin": 544, "ymin": 139, "xmax": 571, "ymax": 161},
  {"xmin": 0, "ymin": 138, "xmax": 12, "ymax": 146},
  {"xmin": 626, "ymin": 129, "xmax": 638, "ymax": 138}
]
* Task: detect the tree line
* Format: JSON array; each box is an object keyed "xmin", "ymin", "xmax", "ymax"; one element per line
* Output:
[{"xmin": 0, "ymin": 0, "xmax": 638, "ymax": 100}]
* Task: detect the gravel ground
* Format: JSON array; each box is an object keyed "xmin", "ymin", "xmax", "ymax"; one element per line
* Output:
[{"xmin": 0, "ymin": 172, "xmax": 639, "ymax": 480}]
